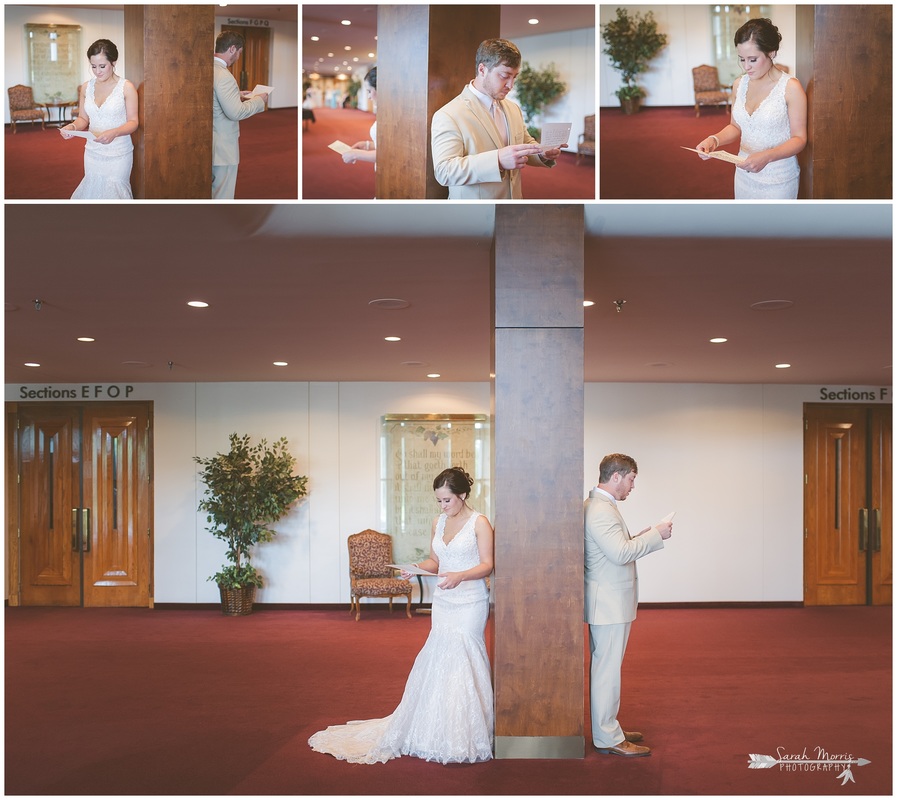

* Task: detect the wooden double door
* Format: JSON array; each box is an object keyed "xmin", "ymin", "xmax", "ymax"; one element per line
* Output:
[
  {"xmin": 804, "ymin": 404, "xmax": 892, "ymax": 605},
  {"xmin": 9, "ymin": 403, "xmax": 153, "ymax": 607}
]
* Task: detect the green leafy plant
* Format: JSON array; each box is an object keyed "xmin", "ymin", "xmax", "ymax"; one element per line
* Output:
[
  {"xmin": 344, "ymin": 76, "xmax": 362, "ymax": 108},
  {"xmin": 513, "ymin": 62, "xmax": 567, "ymax": 140},
  {"xmin": 195, "ymin": 433, "xmax": 308, "ymax": 590},
  {"xmin": 601, "ymin": 8, "xmax": 668, "ymax": 102}
]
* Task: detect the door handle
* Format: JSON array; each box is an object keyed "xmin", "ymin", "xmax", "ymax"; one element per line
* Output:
[
  {"xmin": 859, "ymin": 508, "xmax": 869, "ymax": 551},
  {"xmin": 81, "ymin": 508, "xmax": 91, "ymax": 552},
  {"xmin": 71, "ymin": 508, "xmax": 80, "ymax": 552},
  {"xmin": 872, "ymin": 508, "xmax": 882, "ymax": 552}
]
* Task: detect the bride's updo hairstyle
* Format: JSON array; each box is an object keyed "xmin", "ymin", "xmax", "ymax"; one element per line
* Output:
[
  {"xmin": 734, "ymin": 18, "xmax": 782, "ymax": 56},
  {"xmin": 433, "ymin": 467, "xmax": 473, "ymax": 499},
  {"xmin": 87, "ymin": 39, "xmax": 119, "ymax": 63}
]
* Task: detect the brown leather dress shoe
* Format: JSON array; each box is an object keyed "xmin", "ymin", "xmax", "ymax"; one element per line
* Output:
[
  {"xmin": 624, "ymin": 731, "xmax": 644, "ymax": 743},
  {"xmin": 596, "ymin": 740, "xmax": 651, "ymax": 757}
]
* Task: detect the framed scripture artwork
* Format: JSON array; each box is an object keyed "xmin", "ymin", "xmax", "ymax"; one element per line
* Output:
[{"xmin": 380, "ymin": 414, "xmax": 490, "ymax": 564}]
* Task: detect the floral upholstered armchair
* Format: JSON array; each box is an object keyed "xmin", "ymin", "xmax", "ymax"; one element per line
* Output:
[
  {"xmin": 8, "ymin": 85, "xmax": 47, "ymax": 133},
  {"xmin": 347, "ymin": 530, "xmax": 413, "ymax": 621},
  {"xmin": 576, "ymin": 113, "xmax": 595, "ymax": 165},
  {"xmin": 691, "ymin": 65, "xmax": 731, "ymax": 117}
]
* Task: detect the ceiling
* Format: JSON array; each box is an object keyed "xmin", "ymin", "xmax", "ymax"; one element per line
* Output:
[
  {"xmin": 40, "ymin": 4, "xmax": 298, "ymax": 22},
  {"xmin": 302, "ymin": 4, "xmax": 595, "ymax": 78},
  {"xmin": 5, "ymin": 204, "xmax": 891, "ymax": 387}
]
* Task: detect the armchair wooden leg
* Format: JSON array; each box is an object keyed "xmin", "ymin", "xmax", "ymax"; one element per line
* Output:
[{"xmin": 405, "ymin": 593, "xmax": 412, "ymax": 619}]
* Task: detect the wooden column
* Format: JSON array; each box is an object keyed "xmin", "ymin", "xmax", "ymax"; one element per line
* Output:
[
  {"xmin": 796, "ymin": 5, "xmax": 891, "ymax": 199},
  {"xmin": 125, "ymin": 5, "xmax": 214, "ymax": 199},
  {"xmin": 492, "ymin": 205, "xmax": 584, "ymax": 759},
  {"xmin": 376, "ymin": 5, "xmax": 499, "ymax": 199}
]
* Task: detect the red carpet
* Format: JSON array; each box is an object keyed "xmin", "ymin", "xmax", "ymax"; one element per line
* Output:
[
  {"xmin": 5, "ymin": 605, "xmax": 891, "ymax": 795},
  {"xmin": 3, "ymin": 108, "xmax": 297, "ymax": 200},
  {"xmin": 302, "ymin": 106, "xmax": 595, "ymax": 200},
  {"xmin": 600, "ymin": 105, "xmax": 740, "ymax": 199}
]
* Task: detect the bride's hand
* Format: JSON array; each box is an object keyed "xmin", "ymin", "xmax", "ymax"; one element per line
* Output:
[
  {"xmin": 737, "ymin": 151, "xmax": 772, "ymax": 173},
  {"xmin": 59, "ymin": 124, "xmax": 76, "ymax": 139},
  {"xmin": 437, "ymin": 572, "xmax": 463, "ymax": 590},
  {"xmin": 695, "ymin": 137, "xmax": 717, "ymax": 159},
  {"xmin": 93, "ymin": 130, "xmax": 116, "ymax": 145}
]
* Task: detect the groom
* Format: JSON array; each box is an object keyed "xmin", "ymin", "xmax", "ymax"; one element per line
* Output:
[
  {"xmin": 212, "ymin": 31, "xmax": 268, "ymax": 199},
  {"xmin": 584, "ymin": 453, "xmax": 672, "ymax": 756}
]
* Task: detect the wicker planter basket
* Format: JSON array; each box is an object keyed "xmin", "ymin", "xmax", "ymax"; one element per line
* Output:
[{"xmin": 219, "ymin": 584, "xmax": 256, "ymax": 616}]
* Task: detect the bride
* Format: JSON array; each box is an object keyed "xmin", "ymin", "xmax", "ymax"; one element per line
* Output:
[
  {"xmin": 309, "ymin": 466, "xmax": 495, "ymax": 764},
  {"xmin": 695, "ymin": 18, "xmax": 807, "ymax": 199},
  {"xmin": 60, "ymin": 39, "xmax": 138, "ymax": 199}
]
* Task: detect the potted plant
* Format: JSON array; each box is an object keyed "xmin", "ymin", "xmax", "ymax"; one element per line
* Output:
[
  {"xmin": 601, "ymin": 7, "xmax": 668, "ymax": 114},
  {"xmin": 194, "ymin": 433, "xmax": 308, "ymax": 615},
  {"xmin": 513, "ymin": 62, "xmax": 567, "ymax": 140}
]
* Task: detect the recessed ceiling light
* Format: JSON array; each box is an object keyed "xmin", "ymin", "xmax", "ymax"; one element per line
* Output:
[
  {"xmin": 709, "ymin": 337, "xmax": 728, "ymax": 343},
  {"xmin": 775, "ymin": 363, "xmax": 792, "ymax": 369},
  {"xmin": 583, "ymin": 300, "xmax": 595, "ymax": 307},
  {"xmin": 384, "ymin": 336, "xmax": 401, "ymax": 342},
  {"xmin": 427, "ymin": 373, "xmax": 441, "ymax": 379},
  {"xmin": 187, "ymin": 300, "xmax": 209, "ymax": 308},
  {"xmin": 369, "ymin": 298, "xmax": 410, "ymax": 310},
  {"xmin": 24, "ymin": 362, "xmax": 40, "ymax": 368},
  {"xmin": 751, "ymin": 300, "xmax": 794, "ymax": 311},
  {"xmin": 341, "ymin": 19, "xmax": 351, "ymax": 26},
  {"xmin": 402, "ymin": 361, "xmax": 426, "ymax": 367},
  {"xmin": 310, "ymin": 35, "xmax": 319, "ymax": 41},
  {"xmin": 273, "ymin": 361, "xmax": 288, "ymax": 367},
  {"xmin": 77, "ymin": 337, "xmax": 95, "ymax": 342},
  {"xmin": 528, "ymin": 18, "xmax": 540, "ymax": 25}
]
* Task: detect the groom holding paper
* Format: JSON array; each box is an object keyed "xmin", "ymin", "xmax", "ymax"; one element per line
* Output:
[
  {"xmin": 431, "ymin": 38, "xmax": 567, "ymax": 199},
  {"xmin": 212, "ymin": 31, "xmax": 268, "ymax": 199},
  {"xmin": 584, "ymin": 453, "xmax": 672, "ymax": 757}
]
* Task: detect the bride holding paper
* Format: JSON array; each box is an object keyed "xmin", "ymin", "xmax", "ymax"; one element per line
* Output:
[
  {"xmin": 59, "ymin": 39, "xmax": 138, "ymax": 199},
  {"xmin": 309, "ymin": 466, "xmax": 494, "ymax": 764},
  {"xmin": 694, "ymin": 18, "xmax": 806, "ymax": 199}
]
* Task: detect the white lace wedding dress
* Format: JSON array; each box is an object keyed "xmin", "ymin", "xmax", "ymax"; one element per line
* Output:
[
  {"xmin": 71, "ymin": 76, "xmax": 133, "ymax": 199},
  {"xmin": 309, "ymin": 511, "xmax": 494, "ymax": 764},
  {"xmin": 731, "ymin": 71, "xmax": 800, "ymax": 199}
]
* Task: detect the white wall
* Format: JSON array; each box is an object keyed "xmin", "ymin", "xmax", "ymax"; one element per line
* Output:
[
  {"xmin": 3, "ymin": 6, "xmax": 297, "ymax": 123},
  {"xmin": 599, "ymin": 5, "xmax": 797, "ymax": 107},
  {"xmin": 10, "ymin": 379, "xmax": 889, "ymax": 606},
  {"xmin": 511, "ymin": 25, "xmax": 596, "ymax": 148}
]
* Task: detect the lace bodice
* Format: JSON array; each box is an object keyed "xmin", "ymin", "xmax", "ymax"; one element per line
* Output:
[
  {"xmin": 433, "ymin": 512, "xmax": 488, "ymax": 603},
  {"xmin": 732, "ymin": 71, "xmax": 796, "ymax": 154},
  {"xmin": 84, "ymin": 76, "xmax": 129, "ymax": 134},
  {"xmin": 434, "ymin": 512, "xmax": 482, "ymax": 571}
]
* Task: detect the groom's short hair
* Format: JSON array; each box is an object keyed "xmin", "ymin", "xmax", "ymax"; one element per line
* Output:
[
  {"xmin": 215, "ymin": 31, "xmax": 245, "ymax": 53},
  {"xmin": 598, "ymin": 453, "xmax": 638, "ymax": 484}
]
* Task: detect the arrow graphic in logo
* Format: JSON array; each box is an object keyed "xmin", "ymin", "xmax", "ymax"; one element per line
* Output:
[{"xmin": 748, "ymin": 754, "xmax": 871, "ymax": 785}]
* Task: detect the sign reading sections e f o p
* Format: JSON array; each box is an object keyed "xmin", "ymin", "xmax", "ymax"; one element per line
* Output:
[{"xmin": 16, "ymin": 384, "xmax": 136, "ymax": 400}]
